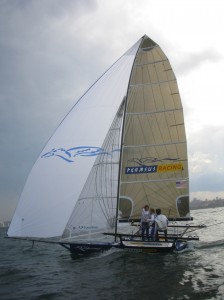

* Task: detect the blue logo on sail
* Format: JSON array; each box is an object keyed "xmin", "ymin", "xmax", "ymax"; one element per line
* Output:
[
  {"xmin": 125, "ymin": 165, "xmax": 158, "ymax": 174},
  {"xmin": 41, "ymin": 146, "xmax": 119, "ymax": 163}
]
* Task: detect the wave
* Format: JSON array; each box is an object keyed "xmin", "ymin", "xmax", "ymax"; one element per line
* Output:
[{"xmin": 194, "ymin": 239, "xmax": 224, "ymax": 249}]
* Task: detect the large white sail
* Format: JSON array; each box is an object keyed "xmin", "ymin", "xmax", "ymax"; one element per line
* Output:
[{"xmin": 8, "ymin": 38, "xmax": 142, "ymax": 238}]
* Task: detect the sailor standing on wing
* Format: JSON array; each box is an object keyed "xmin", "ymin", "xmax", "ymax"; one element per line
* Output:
[
  {"xmin": 154, "ymin": 208, "xmax": 168, "ymax": 241},
  {"xmin": 141, "ymin": 205, "xmax": 150, "ymax": 241}
]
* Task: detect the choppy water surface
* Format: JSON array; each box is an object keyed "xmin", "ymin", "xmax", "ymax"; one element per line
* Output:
[{"xmin": 0, "ymin": 207, "xmax": 224, "ymax": 300}]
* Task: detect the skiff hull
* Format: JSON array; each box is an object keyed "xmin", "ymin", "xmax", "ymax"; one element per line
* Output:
[{"xmin": 61, "ymin": 239, "xmax": 187, "ymax": 256}]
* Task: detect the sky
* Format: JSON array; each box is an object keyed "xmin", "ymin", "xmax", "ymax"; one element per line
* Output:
[{"xmin": 1, "ymin": 0, "xmax": 224, "ymax": 222}]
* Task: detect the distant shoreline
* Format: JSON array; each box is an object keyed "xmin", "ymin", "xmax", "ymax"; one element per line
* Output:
[
  {"xmin": 190, "ymin": 198, "xmax": 224, "ymax": 210},
  {"xmin": 0, "ymin": 221, "xmax": 10, "ymax": 228},
  {"xmin": 191, "ymin": 205, "xmax": 224, "ymax": 210}
]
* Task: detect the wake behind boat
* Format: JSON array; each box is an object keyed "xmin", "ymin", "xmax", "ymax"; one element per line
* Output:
[{"xmin": 7, "ymin": 35, "xmax": 205, "ymax": 256}]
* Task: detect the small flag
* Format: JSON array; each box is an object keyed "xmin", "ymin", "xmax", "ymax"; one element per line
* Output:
[{"xmin": 176, "ymin": 180, "xmax": 188, "ymax": 189}]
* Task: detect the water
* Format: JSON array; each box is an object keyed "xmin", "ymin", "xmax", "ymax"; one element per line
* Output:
[{"xmin": 0, "ymin": 207, "xmax": 224, "ymax": 300}]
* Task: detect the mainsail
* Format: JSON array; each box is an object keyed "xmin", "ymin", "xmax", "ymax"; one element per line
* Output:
[
  {"xmin": 8, "ymin": 35, "xmax": 190, "ymax": 243},
  {"xmin": 119, "ymin": 37, "xmax": 189, "ymax": 221}
]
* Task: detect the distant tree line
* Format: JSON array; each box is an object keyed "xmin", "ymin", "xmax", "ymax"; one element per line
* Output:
[{"xmin": 190, "ymin": 197, "xmax": 224, "ymax": 210}]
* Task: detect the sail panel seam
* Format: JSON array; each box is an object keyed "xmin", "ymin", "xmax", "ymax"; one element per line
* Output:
[
  {"xmin": 123, "ymin": 141, "xmax": 186, "ymax": 148},
  {"xmin": 78, "ymin": 196, "xmax": 117, "ymax": 200},
  {"xmin": 126, "ymin": 108, "xmax": 183, "ymax": 115}
]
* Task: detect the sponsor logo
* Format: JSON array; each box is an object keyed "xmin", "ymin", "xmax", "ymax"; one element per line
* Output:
[
  {"xmin": 157, "ymin": 163, "xmax": 184, "ymax": 172},
  {"xmin": 125, "ymin": 163, "xmax": 184, "ymax": 175},
  {"xmin": 176, "ymin": 180, "xmax": 188, "ymax": 189},
  {"xmin": 77, "ymin": 225, "xmax": 99, "ymax": 230},
  {"xmin": 125, "ymin": 165, "xmax": 157, "ymax": 174}
]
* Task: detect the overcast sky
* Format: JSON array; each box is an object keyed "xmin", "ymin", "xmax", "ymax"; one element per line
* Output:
[{"xmin": 1, "ymin": 0, "xmax": 224, "ymax": 221}]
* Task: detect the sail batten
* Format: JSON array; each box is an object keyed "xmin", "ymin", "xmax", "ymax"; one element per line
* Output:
[
  {"xmin": 130, "ymin": 79, "xmax": 177, "ymax": 87},
  {"xmin": 135, "ymin": 58, "xmax": 168, "ymax": 66},
  {"xmin": 140, "ymin": 46, "xmax": 159, "ymax": 51},
  {"xmin": 123, "ymin": 141, "xmax": 187, "ymax": 148},
  {"xmin": 121, "ymin": 178, "xmax": 188, "ymax": 184}
]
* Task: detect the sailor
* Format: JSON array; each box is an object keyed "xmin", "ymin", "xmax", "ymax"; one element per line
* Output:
[
  {"xmin": 140, "ymin": 205, "xmax": 150, "ymax": 240},
  {"xmin": 148, "ymin": 208, "xmax": 156, "ymax": 240},
  {"xmin": 154, "ymin": 208, "xmax": 168, "ymax": 241}
]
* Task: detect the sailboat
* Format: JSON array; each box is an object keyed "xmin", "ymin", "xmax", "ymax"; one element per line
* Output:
[{"xmin": 7, "ymin": 35, "xmax": 204, "ymax": 255}]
